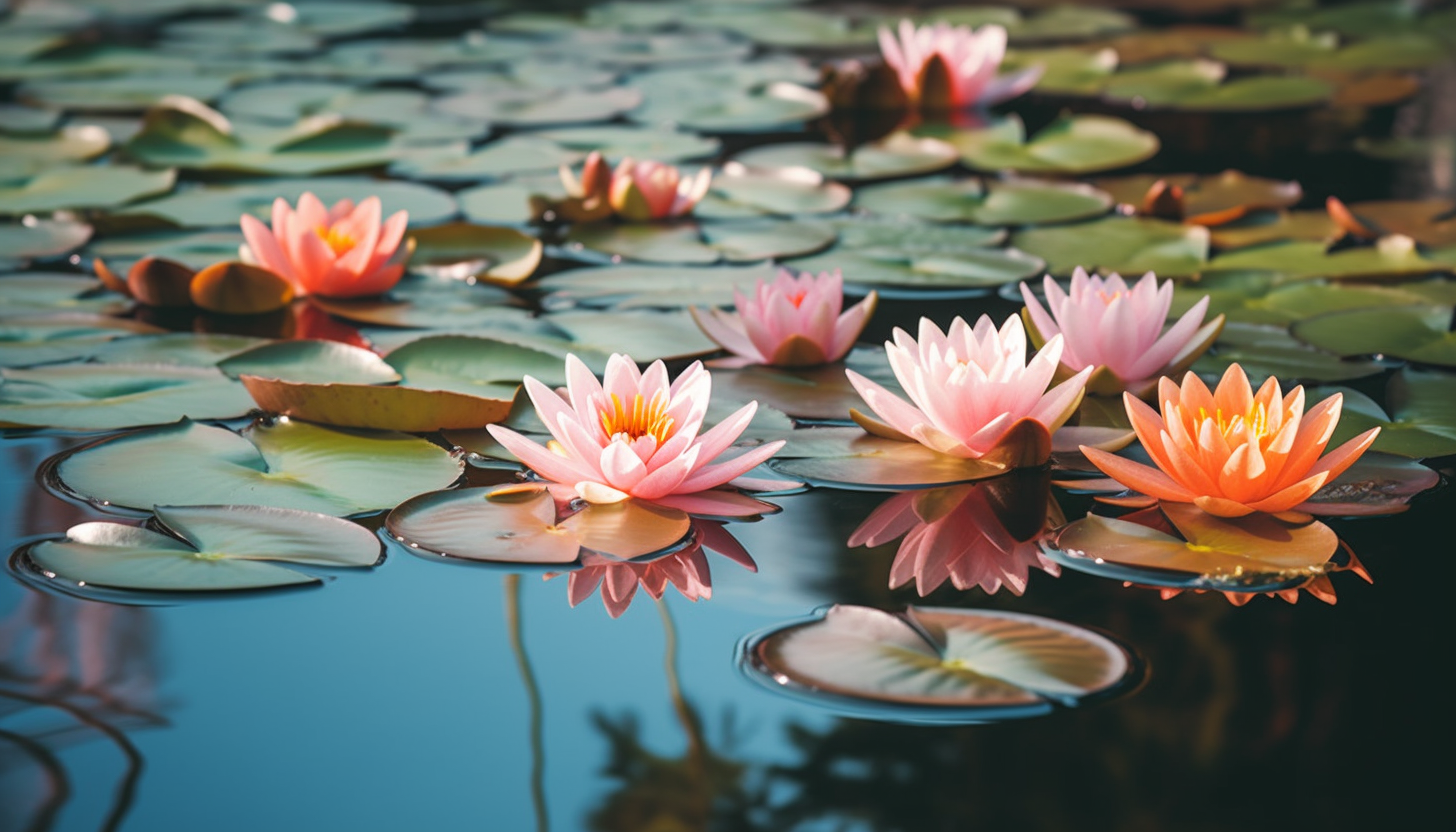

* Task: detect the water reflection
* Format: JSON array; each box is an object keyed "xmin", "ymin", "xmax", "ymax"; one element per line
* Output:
[
  {"xmin": 0, "ymin": 592, "xmax": 165, "ymax": 832},
  {"xmin": 548, "ymin": 520, "xmax": 758, "ymax": 618},
  {"xmin": 849, "ymin": 472, "xmax": 1062, "ymax": 597}
]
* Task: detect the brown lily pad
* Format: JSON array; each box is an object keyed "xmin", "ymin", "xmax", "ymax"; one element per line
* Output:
[{"xmin": 190, "ymin": 262, "xmax": 295, "ymax": 315}]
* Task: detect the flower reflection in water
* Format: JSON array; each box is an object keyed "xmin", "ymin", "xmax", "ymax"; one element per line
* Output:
[
  {"xmin": 850, "ymin": 472, "xmax": 1062, "ymax": 596},
  {"xmin": 548, "ymin": 519, "xmax": 757, "ymax": 618}
]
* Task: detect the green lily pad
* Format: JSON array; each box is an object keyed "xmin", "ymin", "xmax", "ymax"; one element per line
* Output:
[
  {"xmin": 0, "ymin": 272, "xmax": 125, "ymax": 317},
  {"xmin": 217, "ymin": 79, "xmax": 355, "ymax": 122},
  {"xmin": 634, "ymin": 82, "xmax": 829, "ymax": 134},
  {"xmin": 541, "ymin": 308, "xmax": 718, "ymax": 362},
  {"xmin": 0, "ymin": 125, "xmax": 111, "ymax": 178},
  {"xmin": 1193, "ymin": 321, "xmax": 1386, "ymax": 383},
  {"xmin": 18, "ymin": 73, "xmax": 234, "ymax": 112},
  {"xmin": 0, "ymin": 165, "xmax": 176, "ymax": 216},
  {"xmin": 0, "ymin": 363, "xmax": 252, "ymax": 430},
  {"xmin": 710, "ymin": 352, "xmax": 898, "ymax": 423},
  {"xmin": 1316, "ymin": 369, "xmax": 1456, "ymax": 459},
  {"xmin": 0, "ymin": 44, "xmax": 195, "ymax": 82},
  {"xmin": 1102, "ymin": 60, "xmax": 1333, "ymax": 110},
  {"xmin": 1207, "ymin": 209, "xmax": 1342, "ymax": 250},
  {"xmin": 26, "ymin": 505, "xmax": 380, "ymax": 594},
  {"xmin": 1210, "ymin": 29, "xmax": 1446, "ymax": 72},
  {"xmin": 536, "ymin": 262, "xmax": 780, "ymax": 310},
  {"xmin": 216, "ymin": 339, "xmax": 400, "ymax": 384},
  {"xmin": 855, "ymin": 176, "xmax": 1113, "ymax": 226},
  {"xmin": 121, "ymin": 175, "xmax": 459, "ymax": 228},
  {"xmin": 385, "ymin": 486, "xmax": 693, "ymax": 564},
  {"xmin": 0, "ymin": 218, "xmax": 93, "ymax": 269},
  {"xmin": 1007, "ymin": 6, "xmax": 1136, "ymax": 42},
  {"xmin": 53, "ymin": 418, "xmax": 464, "ymax": 516},
  {"xmin": 1011, "ymin": 215, "xmax": 1209, "ymax": 277},
  {"xmin": 88, "ymin": 332, "xmax": 271, "ymax": 365},
  {"xmin": 409, "ymin": 223, "xmax": 543, "ymax": 286},
  {"xmin": 1205, "ymin": 236, "xmax": 1444, "ymax": 280},
  {"xmin": 528, "ymin": 124, "xmax": 719, "ymax": 164},
  {"xmin": 934, "ymin": 115, "xmax": 1159, "ymax": 176},
  {"xmin": 1005, "ymin": 46, "xmax": 1118, "ymax": 95},
  {"xmin": 689, "ymin": 8, "xmax": 879, "ymax": 49},
  {"xmin": 433, "ymin": 85, "xmax": 641, "ymax": 128},
  {"xmin": 1291, "ymin": 304, "xmax": 1456, "ymax": 367},
  {"xmin": 695, "ymin": 165, "xmax": 852, "ymax": 220},
  {"xmin": 127, "ymin": 97, "xmax": 398, "ymax": 175},
  {"xmin": 306, "ymin": 272, "xmax": 530, "ymax": 330},
  {"xmin": 390, "ymin": 136, "xmax": 580, "ymax": 182},
  {"xmin": 747, "ymin": 605, "xmax": 1136, "ymax": 717},
  {"xmin": 733, "ymin": 132, "xmax": 959, "ymax": 182},
  {"xmin": 87, "ymin": 229, "xmax": 242, "ymax": 273},
  {"xmin": 565, "ymin": 219, "xmax": 836, "ymax": 265},
  {"xmin": 1094, "ymin": 171, "xmax": 1303, "ymax": 224},
  {"xmin": 455, "ymin": 180, "xmax": 538, "ymax": 226},
  {"xmin": 1046, "ymin": 503, "xmax": 1339, "ymax": 592},
  {"xmin": 769, "ymin": 428, "xmax": 1015, "ymax": 489},
  {"xmin": 0, "ymin": 314, "xmax": 162, "ymax": 367},
  {"xmin": 1170, "ymin": 273, "xmax": 1454, "ymax": 326}
]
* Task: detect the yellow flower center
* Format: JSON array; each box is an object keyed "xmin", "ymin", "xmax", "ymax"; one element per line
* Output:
[
  {"xmin": 600, "ymin": 392, "xmax": 675, "ymax": 444},
  {"xmin": 787, "ymin": 289, "xmax": 809, "ymax": 308},
  {"xmin": 1198, "ymin": 403, "xmax": 1271, "ymax": 440},
  {"xmin": 1095, "ymin": 289, "xmax": 1125, "ymax": 305},
  {"xmin": 315, "ymin": 224, "xmax": 357, "ymax": 255}
]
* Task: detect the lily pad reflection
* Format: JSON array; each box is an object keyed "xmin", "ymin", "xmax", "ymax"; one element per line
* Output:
[{"xmin": 742, "ymin": 605, "xmax": 1141, "ymax": 724}]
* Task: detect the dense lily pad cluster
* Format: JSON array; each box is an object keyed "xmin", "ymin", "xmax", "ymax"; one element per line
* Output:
[{"xmin": 0, "ymin": 0, "xmax": 1453, "ymax": 731}]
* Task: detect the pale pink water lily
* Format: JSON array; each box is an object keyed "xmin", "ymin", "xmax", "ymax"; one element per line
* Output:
[
  {"xmin": 847, "ymin": 315, "xmax": 1091, "ymax": 460},
  {"xmin": 486, "ymin": 354, "xmax": 785, "ymax": 505},
  {"xmin": 850, "ymin": 484, "xmax": 1060, "ymax": 596},
  {"xmin": 606, "ymin": 156, "xmax": 712, "ymax": 222},
  {"xmin": 548, "ymin": 520, "xmax": 754, "ymax": 618},
  {"xmin": 1020, "ymin": 268, "xmax": 1223, "ymax": 396},
  {"xmin": 239, "ymin": 192, "xmax": 409, "ymax": 298},
  {"xmin": 878, "ymin": 19, "xmax": 1042, "ymax": 110},
  {"xmin": 690, "ymin": 269, "xmax": 878, "ymax": 368}
]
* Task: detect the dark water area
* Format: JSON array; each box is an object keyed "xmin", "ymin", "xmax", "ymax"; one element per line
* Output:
[{"xmin": 3, "ymin": 1, "xmax": 1456, "ymax": 830}]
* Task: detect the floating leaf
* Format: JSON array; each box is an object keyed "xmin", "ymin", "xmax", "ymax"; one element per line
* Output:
[
  {"xmin": 1291, "ymin": 304, "xmax": 1456, "ymax": 367},
  {"xmin": 127, "ymin": 97, "xmax": 398, "ymax": 175},
  {"xmin": 385, "ymin": 487, "xmax": 692, "ymax": 564},
  {"xmin": 26, "ymin": 505, "xmax": 380, "ymax": 594},
  {"xmin": 0, "ymin": 126, "xmax": 110, "ymax": 179},
  {"xmin": 732, "ymin": 132, "xmax": 959, "ymax": 182},
  {"xmin": 1193, "ymin": 321, "xmax": 1385, "ymax": 383},
  {"xmin": 1208, "ymin": 210, "xmax": 1341, "ymax": 250},
  {"xmin": 695, "ymin": 165, "xmax": 852, "ymax": 219},
  {"xmin": 0, "ymin": 363, "xmax": 251, "ymax": 430},
  {"xmin": 86, "ymin": 229, "xmax": 242, "ymax": 273},
  {"xmin": 391, "ymin": 136, "xmax": 579, "ymax": 182},
  {"xmin": 0, "ymin": 164, "xmax": 176, "ymax": 216},
  {"xmin": 935, "ymin": 115, "xmax": 1158, "ymax": 176},
  {"xmin": 0, "ymin": 218, "xmax": 93, "ymax": 269},
  {"xmin": 565, "ymin": 219, "xmax": 835, "ymax": 265},
  {"xmin": 542, "ymin": 309, "xmax": 718, "ymax": 363},
  {"xmin": 1005, "ymin": 46, "xmax": 1117, "ymax": 95},
  {"xmin": 1102, "ymin": 60, "xmax": 1333, "ymax": 110},
  {"xmin": 529, "ymin": 124, "xmax": 719, "ymax": 164},
  {"xmin": 52, "ymin": 418, "xmax": 464, "ymax": 516},
  {"xmin": 18, "ymin": 73, "xmax": 233, "ymax": 112},
  {"xmin": 0, "ymin": 314, "xmax": 163, "ymax": 367},
  {"xmin": 746, "ymin": 605, "xmax": 1136, "ymax": 720},
  {"xmin": 1205, "ymin": 237, "xmax": 1443, "ymax": 280},
  {"xmin": 634, "ymin": 82, "xmax": 828, "ymax": 133},
  {"xmin": 89, "ymin": 332, "xmax": 270, "ymax": 366},
  {"xmin": 306, "ymin": 273, "xmax": 530, "ymax": 330},
  {"xmin": 1095, "ymin": 171, "xmax": 1302, "ymax": 225},
  {"xmin": 1011, "ymin": 215, "xmax": 1209, "ymax": 277},
  {"xmin": 1297, "ymin": 452, "xmax": 1440, "ymax": 516},
  {"xmin": 0, "ymin": 272, "xmax": 125, "ymax": 317},
  {"xmin": 769, "ymin": 427, "xmax": 1018, "ymax": 489},
  {"xmin": 1316, "ymin": 370, "xmax": 1456, "ymax": 459},
  {"xmin": 1210, "ymin": 30, "xmax": 1446, "ymax": 72},
  {"xmin": 1046, "ymin": 502, "xmax": 1340, "ymax": 592},
  {"xmin": 408, "ymin": 223, "xmax": 542, "ymax": 286},
  {"xmin": 536, "ymin": 262, "xmax": 780, "ymax": 310},
  {"xmin": 710, "ymin": 354, "xmax": 895, "ymax": 422},
  {"xmin": 122, "ymin": 176, "xmax": 459, "ymax": 228},
  {"xmin": 855, "ymin": 176, "xmax": 1112, "ymax": 226},
  {"xmin": 456, "ymin": 180, "xmax": 538, "ymax": 226},
  {"xmin": 433, "ymin": 85, "xmax": 641, "ymax": 128},
  {"xmin": 217, "ymin": 339, "xmax": 400, "ymax": 384},
  {"xmin": 1171, "ymin": 273, "xmax": 1454, "ymax": 326}
]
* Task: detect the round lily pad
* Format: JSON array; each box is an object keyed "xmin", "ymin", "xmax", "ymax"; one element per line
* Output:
[
  {"xmin": 0, "ymin": 126, "xmax": 111, "ymax": 179},
  {"xmin": 390, "ymin": 136, "xmax": 580, "ymax": 182},
  {"xmin": 1101, "ymin": 60, "xmax": 1333, "ymax": 111},
  {"xmin": 564, "ymin": 219, "xmax": 836, "ymax": 265},
  {"xmin": 732, "ymin": 132, "xmax": 959, "ymax": 182},
  {"xmin": 935, "ymin": 115, "xmax": 1159, "ymax": 176},
  {"xmin": 528, "ymin": 124, "xmax": 719, "ymax": 164},
  {"xmin": 1316, "ymin": 370, "xmax": 1456, "ymax": 459},
  {"xmin": 0, "ymin": 314, "xmax": 163, "ymax": 368},
  {"xmin": 1011, "ymin": 215, "xmax": 1209, "ymax": 277},
  {"xmin": 0, "ymin": 362, "xmax": 253, "ymax": 431},
  {"xmin": 216, "ymin": 339, "xmax": 400, "ymax": 384},
  {"xmin": 385, "ymin": 486, "xmax": 693, "ymax": 565},
  {"xmin": 1044, "ymin": 503, "xmax": 1340, "ymax": 592},
  {"xmin": 1193, "ymin": 322, "xmax": 1386, "ymax": 384},
  {"xmin": 695, "ymin": 165, "xmax": 852, "ymax": 219},
  {"xmin": 743, "ymin": 605, "xmax": 1139, "ymax": 722},
  {"xmin": 540, "ymin": 308, "xmax": 718, "ymax": 362},
  {"xmin": 122, "ymin": 176, "xmax": 458, "ymax": 228},
  {"xmin": 769, "ymin": 428, "xmax": 1018, "ymax": 490},
  {"xmin": 634, "ymin": 82, "xmax": 829, "ymax": 134},
  {"xmin": 1291, "ymin": 304, "xmax": 1456, "ymax": 367},
  {"xmin": 306, "ymin": 273, "xmax": 530, "ymax": 330},
  {"xmin": 1094, "ymin": 171, "xmax": 1302, "ymax": 225},
  {"xmin": 433, "ymin": 85, "xmax": 641, "ymax": 128},
  {"xmin": 18, "ymin": 73, "xmax": 234, "ymax": 112},
  {"xmin": 88, "ymin": 332, "xmax": 271, "ymax": 365},
  {"xmin": 536, "ymin": 262, "xmax": 780, "ymax": 310},
  {"xmin": 50, "ymin": 418, "xmax": 464, "ymax": 516},
  {"xmin": 409, "ymin": 223, "xmax": 542, "ymax": 286},
  {"xmin": 1205, "ymin": 237, "xmax": 1441, "ymax": 280},
  {"xmin": 855, "ymin": 176, "xmax": 1113, "ymax": 226},
  {"xmin": 0, "ymin": 164, "xmax": 177, "ymax": 216},
  {"xmin": 0, "ymin": 218, "xmax": 93, "ymax": 269},
  {"xmin": 0, "ymin": 272, "xmax": 125, "ymax": 317},
  {"xmin": 1171, "ymin": 273, "xmax": 1452, "ymax": 326},
  {"xmin": 24, "ymin": 504, "xmax": 380, "ymax": 595}
]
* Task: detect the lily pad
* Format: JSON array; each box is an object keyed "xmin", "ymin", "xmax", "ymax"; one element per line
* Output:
[
  {"xmin": 855, "ymin": 176, "xmax": 1113, "ymax": 226},
  {"xmin": 732, "ymin": 132, "xmax": 959, "ymax": 182},
  {"xmin": 0, "ymin": 272, "xmax": 125, "ymax": 317},
  {"xmin": 528, "ymin": 124, "xmax": 719, "ymax": 164},
  {"xmin": 1204, "ymin": 236, "xmax": 1443, "ymax": 280},
  {"xmin": 745, "ymin": 605, "xmax": 1137, "ymax": 720},
  {"xmin": 565, "ymin": 219, "xmax": 836, "ymax": 265},
  {"xmin": 1210, "ymin": 30, "xmax": 1446, "ymax": 72},
  {"xmin": 1297, "ymin": 452, "xmax": 1440, "ymax": 516},
  {"xmin": 127, "ymin": 97, "xmax": 398, "ymax": 175},
  {"xmin": 51, "ymin": 418, "xmax": 464, "ymax": 516},
  {"xmin": 86, "ymin": 229, "xmax": 242, "ymax": 273},
  {"xmin": 1045, "ymin": 503, "xmax": 1339, "ymax": 592},
  {"xmin": 1171, "ymin": 273, "xmax": 1454, "ymax": 326},
  {"xmin": 0, "ymin": 125, "xmax": 111, "ymax": 178},
  {"xmin": 408, "ymin": 223, "xmax": 542, "ymax": 285},
  {"xmin": 1208, "ymin": 210, "xmax": 1342, "ymax": 250},
  {"xmin": 695, "ymin": 165, "xmax": 852, "ymax": 220},
  {"xmin": 390, "ymin": 136, "xmax": 580, "ymax": 182},
  {"xmin": 385, "ymin": 486, "xmax": 692, "ymax": 565},
  {"xmin": 541, "ymin": 309, "xmax": 718, "ymax": 363},
  {"xmin": 1317, "ymin": 370, "xmax": 1456, "ymax": 459},
  {"xmin": 934, "ymin": 115, "xmax": 1159, "ymax": 176},
  {"xmin": 88, "ymin": 332, "xmax": 271, "ymax": 365},
  {"xmin": 306, "ymin": 273, "xmax": 530, "ymax": 330},
  {"xmin": 1011, "ymin": 215, "xmax": 1209, "ymax": 277},
  {"xmin": 634, "ymin": 82, "xmax": 829, "ymax": 134},
  {"xmin": 1193, "ymin": 321, "xmax": 1386, "ymax": 384},
  {"xmin": 0, "ymin": 218, "xmax": 93, "ymax": 269},
  {"xmin": 0, "ymin": 314, "xmax": 163, "ymax": 367},
  {"xmin": 1094, "ymin": 171, "xmax": 1302, "ymax": 225},
  {"xmin": 122, "ymin": 176, "xmax": 458, "ymax": 228},
  {"xmin": 0, "ymin": 164, "xmax": 177, "ymax": 216},
  {"xmin": 768, "ymin": 428, "xmax": 1019, "ymax": 490},
  {"xmin": 1005, "ymin": 46, "xmax": 1117, "ymax": 96},
  {"xmin": 18, "ymin": 73, "xmax": 234, "ymax": 112},
  {"xmin": 710, "ymin": 354, "xmax": 896, "ymax": 423},
  {"xmin": 0, "ymin": 363, "xmax": 252, "ymax": 430},
  {"xmin": 456, "ymin": 180, "xmax": 539, "ymax": 226},
  {"xmin": 1102, "ymin": 60, "xmax": 1333, "ymax": 111},
  {"xmin": 1290, "ymin": 304, "xmax": 1456, "ymax": 367},
  {"xmin": 217, "ymin": 339, "xmax": 400, "ymax": 384},
  {"xmin": 536, "ymin": 262, "xmax": 780, "ymax": 310},
  {"xmin": 433, "ymin": 86, "xmax": 641, "ymax": 128},
  {"xmin": 25, "ymin": 505, "xmax": 380, "ymax": 594}
]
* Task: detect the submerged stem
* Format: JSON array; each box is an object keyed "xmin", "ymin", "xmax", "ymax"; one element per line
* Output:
[
  {"xmin": 504, "ymin": 574, "xmax": 549, "ymax": 832},
  {"xmin": 656, "ymin": 598, "xmax": 704, "ymax": 775},
  {"xmin": 0, "ymin": 727, "xmax": 72, "ymax": 832}
]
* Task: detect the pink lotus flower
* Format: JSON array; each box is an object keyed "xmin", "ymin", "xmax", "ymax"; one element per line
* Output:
[
  {"xmin": 486, "ymin": 354, "xmax": 785, "ymax": 505},
  {"xmin": 240, "ymin": 192, "xmax": 409, "ymax": 298},
  {"xmin": 548, "ymin": 520, "xmax": 754, "ymax": 618},
  {"xmin": 878, "ymin": 19, "xmax": 1042, "ymax": 110},
  {"xmin": 1020, "ymin": 268, "xmax": 1223, "ymax": 396},
  {"xmin": 847, "ymin": 315, "xmax": 1091, "ymax": 460},
  {"xmin": 690, "ymin": 269, "xmax": 878, "ymax": 368},
  {"xmin": 1082, "ymin": 364, "xmax": 1381, "ymax": 518},
  {"xmin": 850, "ymin": 482, "xmax": 1060, "ymax": 596}
]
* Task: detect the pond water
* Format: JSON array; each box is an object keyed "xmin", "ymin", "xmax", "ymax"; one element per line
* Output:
[{"xmin": 2, "ymin": 1, "xmax": 1454, "ymax": 830}]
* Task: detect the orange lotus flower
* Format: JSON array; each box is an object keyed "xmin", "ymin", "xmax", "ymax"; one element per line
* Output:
[
  {"xmin": 1082, "ymin": 365, "xmax": 1380, "ymax": 518},
  {"xmin": 240, "ymin": 193, "xmax": 409, "ymax": 298}
]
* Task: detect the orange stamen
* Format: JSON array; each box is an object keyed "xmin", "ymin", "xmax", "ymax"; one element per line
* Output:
[
  {"xmin": 600, "ymin": 392, "xmax": 675, "ymax": 444},
  {"xmin": 315, "ymin": 224, "xmax": 357, "ymax": 255}
]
